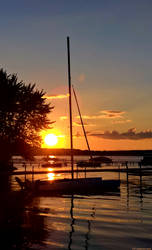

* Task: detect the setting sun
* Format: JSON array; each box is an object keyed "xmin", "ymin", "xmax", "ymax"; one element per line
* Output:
[
  {"xmin": 44, "ymin": 134, "xmax": 58, "ymax": 146},
  {"xmin": 40, "ymin": 128, "xmax": 66, "ymax": 148}
]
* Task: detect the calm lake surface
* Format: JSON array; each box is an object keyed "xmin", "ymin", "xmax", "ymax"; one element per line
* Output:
[{"xmin": 1, "ymin": 155, "xmax": 152, "ymax": 249}]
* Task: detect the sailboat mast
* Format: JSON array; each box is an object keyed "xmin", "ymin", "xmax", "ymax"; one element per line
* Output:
[{"xmin": 67, "ymin": 36, "xmax": 74, "ymax": 179}]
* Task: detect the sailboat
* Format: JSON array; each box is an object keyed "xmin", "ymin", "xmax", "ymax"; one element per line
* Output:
[
  {"xmin": 72, "ymin": 85, "xmax": 112, "ymax": 167},
  {"xmin": 16, "ymin": 37, "xmax": 120, "ymax": 194}
]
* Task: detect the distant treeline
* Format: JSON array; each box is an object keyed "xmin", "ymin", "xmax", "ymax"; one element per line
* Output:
[{"xmin": 24, "ymin": 147, "xmax": 152, "ymax": 156}]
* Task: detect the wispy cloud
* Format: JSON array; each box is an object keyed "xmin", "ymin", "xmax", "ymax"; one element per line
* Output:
[
  {"xmin": 90, "ymin": 128, "xmax": 152, "ymax": 140},
  {"xmin": 76, "ymin": 115, "xmax": 102, "ymax": 120},
  {"xmin": 59, "ymin": 118, "xmax": 96, "ymax": 127},
  {"xmin": 100, "ymin": 110, "xmax": 125, "ymax": 118},
  {"xmin": 74, "ymin": 130, "xmax": 91, "ymax": 138},
  {"xmin": 76, "ymin": 110, "xmax": 131, "ymax": 123},
  {"xmin": 60, "ymin": 116, "xmax": 68, "ymax": 120},
  {"xmin": 43, "ymin": 94, "xmax": 69, "ymax": 100},
  {"xmin": 73, "ymin": 121, "xmax": 96, "ymax": 127},
  {"xmin": 75, "ymin": 110, "xmax": 126, "ymax": 120},
  {"xmin": 112, "ymin": 119, "xmax": 132, "ymax": 124},
  {"xmin": 101, "ymin": 110, "xmax": 125, "ymax": 114}
]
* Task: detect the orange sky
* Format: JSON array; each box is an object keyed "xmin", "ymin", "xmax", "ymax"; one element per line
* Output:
[
  {"xmin": 1, "ymin": 1, "xmax": 152, "ymax": 150},
  {"xmin": 41, "ymin": 92, "xmax": 152, "ymax": 151}
]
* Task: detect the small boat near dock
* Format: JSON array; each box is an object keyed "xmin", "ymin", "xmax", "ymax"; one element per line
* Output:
[
  {"xmin": 16, "ymin": 177, "xmax": 120, "ymax": 195},
  {"xmin": 90, "ymin": 156, "xmax": 113, "ymax": 164},
  {"xmin": 41, "ymin": 162, "xmax": 62, "ymax": 168},
  {"xmin": 76, "ymin": 160, "xmax": 101, "ymax": 168},
  {"xmin": 76, "ymin": 156, "xmax": 112, "ymax": 168}
]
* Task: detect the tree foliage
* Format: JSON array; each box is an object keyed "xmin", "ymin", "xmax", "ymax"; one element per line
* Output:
[{"xmin": 0, "ymin": 69, "xmax": 53, "ymax": 165}]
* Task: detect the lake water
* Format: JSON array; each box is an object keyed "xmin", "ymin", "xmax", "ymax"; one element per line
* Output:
[{"xmin": 1, "ymin": 155, "xmax": 152, "ymax": 249}]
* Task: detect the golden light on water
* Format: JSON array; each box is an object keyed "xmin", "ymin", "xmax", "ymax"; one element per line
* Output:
[
  {"xmin": 47, "ymin": 172, "xmax": 55, "ymax": 180},
  {"xmin": 49, "ymin": 155, "xmax": 55, "ymax": 159}
]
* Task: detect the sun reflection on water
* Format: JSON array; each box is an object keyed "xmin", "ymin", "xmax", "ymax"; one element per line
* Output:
[
  {"xmin": 48, "ymin": 168, "xmax": 53, "ymax": 172},
  {"xmin": 47, "ymin": 172, "xmax": 55, "ymax": 180},
  {"xmin": 49, "ymin": 155, "xmax": 55, "ymax": 159}
]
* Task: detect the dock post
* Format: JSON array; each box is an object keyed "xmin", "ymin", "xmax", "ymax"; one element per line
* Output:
[
  {"xmin": 76, "ymin": 165, "xmax": 78, "ymax": 179},
  {"xmin": 85, "ymin": 167, "xmax": 86, "ymax": 178},
  {"xmin": 118, "ymin": 164, "xmax": 120, "ymax": 180},
  {"xmin": 125, "ymin": 162, "xmax": 130, "ymax": 209},
  {"xmin": 23, "ymin": 162, "xmax": 26, "ymax": 182},
  {"xmin": 138, "ymin": 161, "xmax": 143, "ymax": 202},
  {"xmin": 138, "ymin": 161, "xmax": 142, "ymax": 171},
  {"xmin": 126, "ymin": 161, "xmax": 129, "ymax": 184}
]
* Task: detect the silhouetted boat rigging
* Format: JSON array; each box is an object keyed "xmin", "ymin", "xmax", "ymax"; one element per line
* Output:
[
  {"xmin": 16, "ymin": 37, "xmax": 120, "ymax": 194},
  {"xmin": 72, "ymin": 85, "xmax": 112, "ymax": 167}
]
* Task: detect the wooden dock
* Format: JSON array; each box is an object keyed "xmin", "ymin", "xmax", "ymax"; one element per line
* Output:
[{"xmin": 11, "ymin": 167, "xmax": 152, "ymax": 175}]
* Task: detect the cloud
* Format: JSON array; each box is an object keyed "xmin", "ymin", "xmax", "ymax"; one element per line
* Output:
[
  {"xmin": 43, "ymin": 94, "xmax": 69, "ymax": 100},
  {"xmin": 74, "ymin": 130, "xmax": 90, "ymax": 138},
  {"xmin": 78, "ymin": 73, "xmax": 86, "ymax": 83},
  {"xmin": 73, "ymin": 121, "xmax": 96, "ymax": 127},
  {"xmin": 112, "ymin": 119, "xmax": 132, "ymax": 124},
  {"xmin": 59, "ymin": 118, "xmax": 96, "ymax": 126},
  {"xmin": 75, "ymin": 110, "xmax": 126, "ymax": 120},
  {"xmin": 60, "ymin": 116, "xmax": 68, "ymax": 120},
  {"xmin": 76, "ymin": 115, "xmax": 100, "ymax": 120},
  {"xmin": 101, "ymin": 110, "xmax": 125, "ymax": 114},
  {"xmin": 90, "ymin": 128, "xmax": 152, "ymax": 140},
  {"xmin": 100, "ymin": 110, "xmax": 125, "ymax": 118}
]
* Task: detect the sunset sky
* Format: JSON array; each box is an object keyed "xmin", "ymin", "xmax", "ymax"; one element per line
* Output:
[{"xmin": 1, "ymin": 0, "xmax": 152, "ymax": 150}]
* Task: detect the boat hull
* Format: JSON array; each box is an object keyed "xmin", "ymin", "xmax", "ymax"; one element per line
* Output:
[
  {"xmin": 77, "ymin": 161, "xmax": 101, "ymax": 168},
  {"xmin": 41, "ymin": 163, "xmax": 62, "ymax": 168},
  {"xmin": 33, "ymin": 178, "xmax": 120, "ymax": 195}
]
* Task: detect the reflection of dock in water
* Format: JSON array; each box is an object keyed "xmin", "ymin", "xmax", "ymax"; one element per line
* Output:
[
  {"xmin": 68, "ymin": 195, "xmax": 96, "ymax": 250},
  {"xmin": 68, "ymin": 195, "xmax": 75, "ymax": 250},
  {"xmin": 123, "ymin": 164, "xmax": 152, "ymax": 213}
]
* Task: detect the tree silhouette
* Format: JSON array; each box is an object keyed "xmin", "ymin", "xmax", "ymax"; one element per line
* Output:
[{"xmin": 0, "ymin": 69, "xmax": 53, "ymax": 168}]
